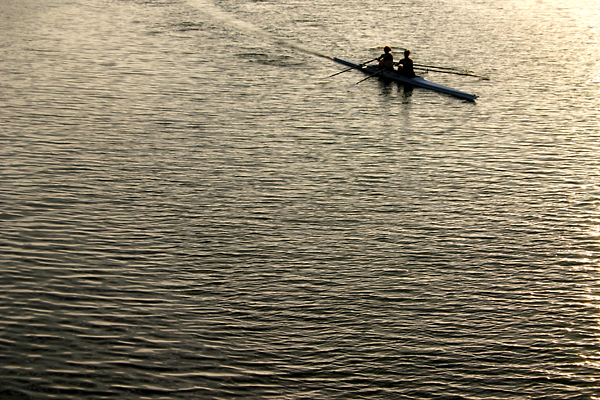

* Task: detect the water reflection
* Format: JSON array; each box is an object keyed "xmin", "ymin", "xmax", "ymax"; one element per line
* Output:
[
  {"xmin": 400, "ymin": 83, "xmax": 414, "ymax": 99},
  {"xmin": 376, "ymin": 79, "xmax": 393, "ymax": 97},
  {"xmin": 375, "ymin": 79, "xmax": 413, "ymax": 101}
]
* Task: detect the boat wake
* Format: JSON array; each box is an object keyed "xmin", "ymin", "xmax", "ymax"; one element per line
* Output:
[{"xmin": 185, "ymin": 0, "xmax": 331, "ymax": 60}]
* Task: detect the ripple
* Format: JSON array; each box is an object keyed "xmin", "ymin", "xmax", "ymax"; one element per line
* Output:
[{"xmin": 2, "ymin": 0, "xmax": 600, "ymax": 398}]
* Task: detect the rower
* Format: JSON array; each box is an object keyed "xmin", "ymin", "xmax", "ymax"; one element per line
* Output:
[
  {"xmin": 377, "ymin": 46, "xmax": 394, "ymax": 70},
  {"xmin": 396, "ymin": 49, "xmax": 415, "ymax": 77}
]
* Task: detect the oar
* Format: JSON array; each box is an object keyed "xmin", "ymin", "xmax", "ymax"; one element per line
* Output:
[
  {"xmin": 350, "ymin": 68, "xmax": 385, "ymax": 86},
  {"xmin": 325, "ymin": 57, "xmax": 378, "ymax": 79},
  {"xmin": 414, "ymin": 63, "xmax": 465, "ymax": 72},
  {"xmin": 414, "ymin": 66, "xmax": 486, "ymax": 79}
]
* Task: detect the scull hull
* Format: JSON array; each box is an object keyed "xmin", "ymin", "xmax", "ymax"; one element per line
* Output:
[{"xmin": 333, "ymin": 57, "xmax": 478, "ymax": 101}]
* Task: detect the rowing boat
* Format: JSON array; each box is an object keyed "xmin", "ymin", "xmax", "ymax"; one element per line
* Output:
[{"xmin": 333, "ymin": 57, "xmax": 478, "ymax": 101}]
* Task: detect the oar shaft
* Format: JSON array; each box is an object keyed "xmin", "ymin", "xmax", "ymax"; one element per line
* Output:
[
  {"xmin": 326, "ymin": 57, "xmax": 378, "ymax": 79},
  {"xmin": 414, "ymin": 66, "xmax": 481, "ymax": 78},
  {"xmin": 326, "ymin": 65, "xmax": 357, "ymax": 78},
  {"xmin": 351, "ymin": 69, "xmax": 383, "ymax": 86},
  {"xmin": 350, "ymin": 65, "xmax": 397, "ymax": 86},
  {"xmin": 414, "ymin": 63, "xmax": 463, "ymax": 71}
]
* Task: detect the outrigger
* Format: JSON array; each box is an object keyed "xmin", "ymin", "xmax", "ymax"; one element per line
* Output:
[{"xmin": 333, "ymin": 57, "xmax": 478, "ymax": 101}]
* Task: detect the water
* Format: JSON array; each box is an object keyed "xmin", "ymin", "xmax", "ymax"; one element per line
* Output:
[{"xmin": 1, "ymin": 0, "xmax": 600, "ymax": 398}]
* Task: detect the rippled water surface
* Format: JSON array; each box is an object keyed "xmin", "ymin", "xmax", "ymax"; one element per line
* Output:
[{"xmin": 2, "ymin": 0, "xmax": 600, "ymax": 398}]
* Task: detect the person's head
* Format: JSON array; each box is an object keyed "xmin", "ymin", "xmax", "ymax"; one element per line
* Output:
[
  {"xmin": 404, "ymin": 49, "xmax": 411, "ymax": 58},
  {"xmin": 383, "ymin": 46, "xmax": 391, "ymax": 53}
]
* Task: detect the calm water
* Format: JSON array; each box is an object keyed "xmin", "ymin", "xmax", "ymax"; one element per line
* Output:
[{"xmin": 1, "ymin": 0, "xmax": 600, "ymax": 398}]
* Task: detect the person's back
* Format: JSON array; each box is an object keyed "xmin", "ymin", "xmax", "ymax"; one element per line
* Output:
[
  {"xmin": 397, "ymin": 50, "xmax": 415, "ymax": 77},
  {"xmin": 378, "ymin": 46, "xmax": 394, "ymax": 70}
]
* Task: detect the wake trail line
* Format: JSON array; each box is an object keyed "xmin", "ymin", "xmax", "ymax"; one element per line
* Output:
[{"xmin": 186, "ymin": 0, "xmax": 331, "ymax": 60}]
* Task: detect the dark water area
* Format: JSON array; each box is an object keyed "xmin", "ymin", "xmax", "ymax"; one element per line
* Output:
[{"xmin": 1, "ymin": 0, "xmax": 600, "ymax": 398}]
